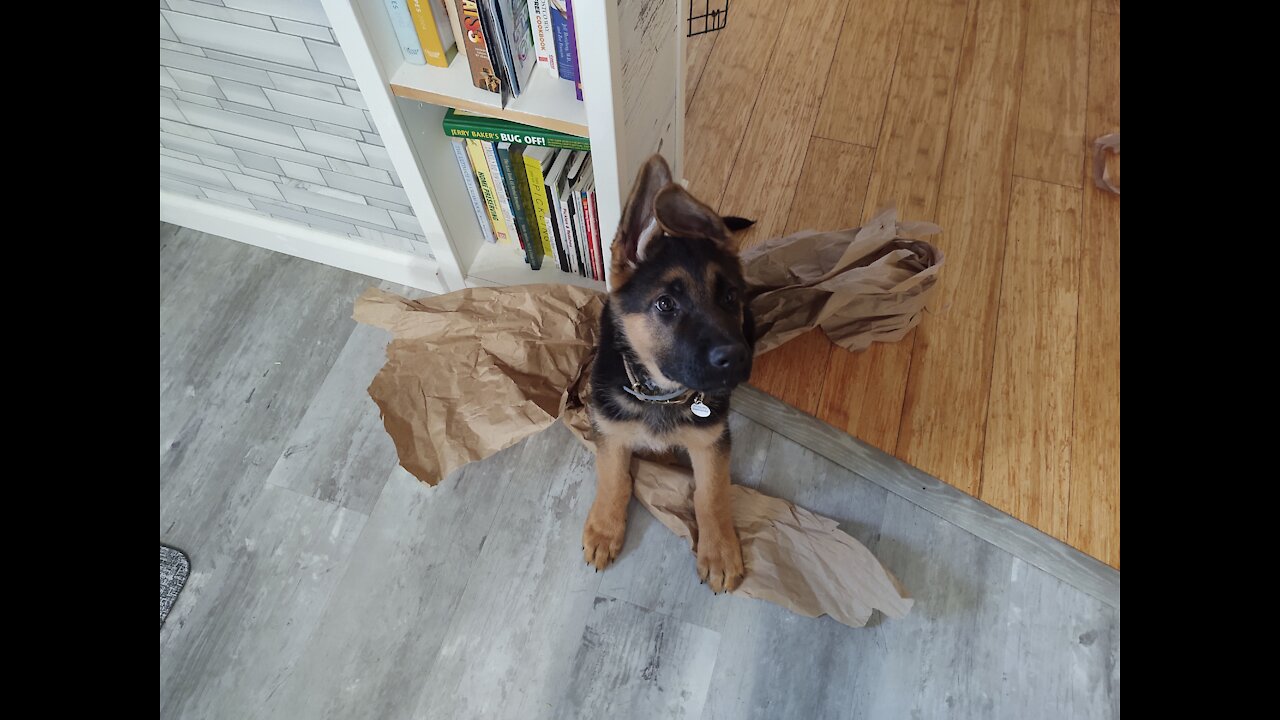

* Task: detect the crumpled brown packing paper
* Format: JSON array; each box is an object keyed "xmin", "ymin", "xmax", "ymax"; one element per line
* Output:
[
  {"xmin": 745, "ymin": 207, "xmax": 944, "ymax": 355},
  {"xmin": 356, "ymin": 208, "xmax": 941, "ymax": 627}
]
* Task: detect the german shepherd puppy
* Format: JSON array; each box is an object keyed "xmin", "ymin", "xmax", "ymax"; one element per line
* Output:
[{"xmin": 584, "ymin": 154, "xmax": 756, "ymax": 593}]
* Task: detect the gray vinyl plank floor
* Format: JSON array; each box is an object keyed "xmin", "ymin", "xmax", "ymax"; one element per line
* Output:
[{"xmin": 159, "ymin": 224, "xmax": 1120, "ymax": 720}]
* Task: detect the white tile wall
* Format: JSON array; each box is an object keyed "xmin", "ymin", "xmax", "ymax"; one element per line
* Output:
[
  {"xmin": 168, "ymin": 68, "xmax": 227, "ymax": 99},
  {"xmin": 277, "ymin": 158, "xmax": 325, "ymax": 183},
  {"xmin": 296, "ymin": 127, "xmax": 365, "ymax": 162},
  {"xmin": 320, "ymin": 170, "xmax": 410, "ymax": 205},
  {"xmin": 268, "ymin": 72, "xmax": 343, "ymax": 103},
  {"xmin": 158, "ymin": 0, "xmax": 430, "ymax": 255},
  {"xmin": 203, "ymin": 48, "xmax": 341, "ymax": 84},
  {"xmin": 313, "ymin": 120, "xmax": 365, "ymax": 141},
  {"xmin": 164, "ymin": 12, "xmax": 316, "ymax": 69},
  {"xmin": 223, "ymin": 0, "xmax": 330, "ymax": 26},
  {"xmin": 303, "ymin": 38, "xmax": 353, "ymax": 78},
  {"xmin": 272, "ymin": 17, "xmax": 335, "ymax": 42},
  {"xmin": 166, "ymin": 0, "xmax": 278, "ymax": 30},
  {"xmin": 326, "ymin": 158, "xmax": 392, "ymax": 184},
  {"xmin": 280, "ymin": 184, "xmax": 395, "ymax": 228},
  {"xmin": 214, "ymin": 78, "xmax": 273, "ymax": 108},
  {"xmin": 162, "ymin": 48, "xmax": 272, "ymax": 86},
  {"xmin": 262, "ymin": 89, "xmax": 370, "ymax": 131},
  {"xmin": 235, "ymin": 150, "xmax": 285, "ymax": 175},
  {"xmin": 176, "ymin": 101, "xmax": 305, "ymax": 149},
  {"xmin": 228, "ymin": 171, "xmax": 286, "ymax": 199}
]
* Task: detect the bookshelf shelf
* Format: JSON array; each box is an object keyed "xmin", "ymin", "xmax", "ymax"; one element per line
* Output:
[
  {"xmin": 468, "ymin": 242, "xmax": 606, "ymax": 290},
  {"xmin": 389, "ymin": 57, "xmax": 590, "ymax": 138},
  {"xmin": 324, "ymin": 0, "xmax": 684, "ymax": 293}
]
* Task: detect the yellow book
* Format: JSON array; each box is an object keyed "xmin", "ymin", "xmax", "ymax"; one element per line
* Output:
[
  {"xmin": 465, "ymin": 139, "xmax": 509, "ymax": 245},
  {"xmin": 406, "ymin": 0, "xmax": 458, "ymax": 68},
  {"xmin": 522, "ymin": 148, "xmax": 555, "ymax": 261}
]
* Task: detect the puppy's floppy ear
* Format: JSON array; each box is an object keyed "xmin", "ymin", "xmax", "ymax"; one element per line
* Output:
[
  {"xmin": 611, "ymin": 154, "xmax": 672, "ymax": 284},
  {"xmin": 653, "ymin": 184, "xmax": 734, "ymax": 248}
]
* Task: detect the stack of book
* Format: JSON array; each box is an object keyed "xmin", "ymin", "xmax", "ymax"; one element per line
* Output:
[
  {"xmin": 384, "ymin": 0, "xmax": 583, "ymax": 106},
  {"xmin": 445, "ymin": 109, "xmax": 607, "ymax": 279}
]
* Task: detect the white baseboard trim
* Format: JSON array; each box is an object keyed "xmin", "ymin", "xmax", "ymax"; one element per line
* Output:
[{"xmin": 160, "ymin": 191, "xmax": 446, "ymax": 294}]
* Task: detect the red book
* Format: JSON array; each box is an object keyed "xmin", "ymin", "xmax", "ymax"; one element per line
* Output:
[
  {"xmin": 581, "ymin": 189, "xmax": 596, "ymax": 280},
  {"xmin": 587, "ymin": 188, "xmax": 603, "ymax": 280}
]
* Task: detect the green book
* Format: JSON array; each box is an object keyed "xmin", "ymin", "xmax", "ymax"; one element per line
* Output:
[
  {"xmin": 496, "ymin": 142, "xmax": 544, "ymax": 270},
  {"xmin": 522, "ymin": 146, "xmax": 558, "ymax": 268},
  {"xmin": 443, "ymin": 108, "xmax": 590, "ymax": 152}
]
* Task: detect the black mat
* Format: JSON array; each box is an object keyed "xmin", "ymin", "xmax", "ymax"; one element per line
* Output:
[{"xmin": 160, "ymin": 545, "xmax": 190, "ymax": 629}]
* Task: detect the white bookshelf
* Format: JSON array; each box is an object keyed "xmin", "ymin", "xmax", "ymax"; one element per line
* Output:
[{"xmin": 321, "ymin": 0, "xmax": 687, "ymax": 293}]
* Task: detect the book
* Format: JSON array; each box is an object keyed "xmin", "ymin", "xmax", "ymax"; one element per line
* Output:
[
  {"xmin": 451, "ymin": 0, "xmax": 502, "ymax": 94},
  {"xmin": 587, "ymin": 184, "xmax": 603, "ymax": 280},
  {"xmin": 465, "ymin": 139, "xmax": 509, "ymax": 244},
  {"xmin": 564, "ymin": 184, "xmax": 583, "ymax": 276},
  {"xmin": 563, "ymin": 150, "xmax": 589, "ymax": 277},
  {"xmin": 406, "ymin": 0, "xmax": 458, "ymax": 68},
  {"xmin": 556, "ymin": 179, "xmax": 578, "ymax": 275},
  {"xmin": 576, "ymin": 161, "xmax": 597, "ymax": 279},
  {"xmin": 550, "ymin": 0, "xmax": 577, "ymax": 88},
  {"xmin": 521, "ymin": 146, "xmax": 558, "ymax": 267},
  {"xmin": 496, "ymin": 0, "xmax": 537, "ymax": 97},
  {"xmin": 540, "ymin": 148, "xmax": 573, "ymax": 272},
  {"xmin": 481, "ymin": 141, "xmax": 522, "ymax": 251},
  {"xmin": 526, "ymin": 0, "xmax": 556, "ymax": 72},
  {"xmin": 479, "ymin": 0, "xmax": 513, "ymax": 105},
  {"xmin": 441, "ymin": 0, "xmax": 466, "ymax": 62},
  {"xmin": 442, "ymin": 108, "xmax": 590, "ymax": 151},
  {"xmin": 383, "ymin": 0, "xmax": 427, "ymax": 65},
  {"xmin": 565, "ymin": 0, "xmax": 582, "ymax": 100},
  {"xmin": 497, "ymin": 142, "xmax": 544, "ymax": 269},
  {"xmin": 451, "ymin": 138, "xmax": 496, "ymax": 244}
]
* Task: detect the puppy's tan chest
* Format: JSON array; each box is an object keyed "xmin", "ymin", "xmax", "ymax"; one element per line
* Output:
[{"xmin": 592, "ymin": 415, "xmax": 724, "ymax": 453}]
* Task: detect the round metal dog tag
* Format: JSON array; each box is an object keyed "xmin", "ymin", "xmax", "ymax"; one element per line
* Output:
[{"xmin": 691, "ymin": 399, "xmax": 711, "ymax": 417}]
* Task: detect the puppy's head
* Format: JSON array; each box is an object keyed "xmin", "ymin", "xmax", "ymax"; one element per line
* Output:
[{"xmin": 608, "ymin": 154, "xmax": 754, "ymax": 392}]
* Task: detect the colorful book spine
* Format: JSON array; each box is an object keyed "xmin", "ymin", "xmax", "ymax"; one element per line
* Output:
[
  {"xmin": 587, "ymin": 187, "xmax": 602, "ymax": 279},
  {"xmin": 565, "ymin": 0, "xmax": 582, "ymax": 100},
  {"xmin": 543, "ymin": 208, "xmax": 565, "ymax": 272},
  {"xmin": 541, "ymin": 149, "xmax": 572, "ymax": 273},
  {"xmin": 481, "ymin": 141, "xmax": 521, "ymax": 250},
  {"xmin": 497, "ymin": 0, "xmax": 537, "ymax": 97},
  {"xmin": 442, "ymin": 108, "xmax": 590, "ymax": 151},
  {"xmin": 406, "ymin": 0, "xmax": 458, "ymax": 68},
  {"xmin": 570, "ymin": 187, "xmax": 587, "ymax": 277},
  {"xmin": 383, "ymin": 0, "xmax": 427, "ymax": 65},
  {"xmin": 551, "ymin": 1, "xmax": 576, "ymax": 86},
  {"xmin": 441, "ymin": 0, "xmax": 467, "ymax": 59},
  {"xmin": 481, "ymin": 0, "xmax": 514, "ymax": 105},
  {"xmin": 451, "ymin": 0, "xmax": 501, "ymax": 93},
  {"xmin": 451, "ymin": 139, "xmax": 496, "ymax": 244},
  {"xmin": 531, "ymin": 0, "xmax": 557, "ymax": 72},
  {"xmin": 497, "ymin": 143, "xmax": 543, "ymax": 269},
  {"xmin": 581, "ymin": 187, "xmax": 597, "ymax": 279},
  {"xmin": 557, "ymin": 187, "xmax": 579, "ymax": 275},
  {"xmin": 465, "ymin": 139, "xmax": 508, "ymax": 244},
  {"xmin": 522, "ymin": 152, "xmax": 557, "ymax": 266},
  {"xmin": 526, "ymin": 0, "xmax": 550, "ymax": 69}
]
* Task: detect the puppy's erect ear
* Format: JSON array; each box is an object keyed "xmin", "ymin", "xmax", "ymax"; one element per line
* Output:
[
  {"xmin": 611, "ymin": 154, "xmax": 672, "ymax": 284},
  {"xmin": 653, "ymin": 184, "xmax": 734, "ymax": 249}
]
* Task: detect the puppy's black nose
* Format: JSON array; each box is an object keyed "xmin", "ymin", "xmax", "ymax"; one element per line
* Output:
[{"xmin": 709, "ymin": 344, "xmax": 747, "ymax": 370}]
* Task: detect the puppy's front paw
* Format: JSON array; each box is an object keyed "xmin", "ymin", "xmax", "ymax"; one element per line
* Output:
[
  {"xmin": 697, "ymin": 529, "xmax": 744, "ymax": 593},
  {"xmin": 582, "ymin": 509, "xmax": 626, "ymax": 571}
]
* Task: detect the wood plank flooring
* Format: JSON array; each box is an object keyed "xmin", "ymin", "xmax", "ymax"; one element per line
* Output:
[{"xmin": 686, "ymin": 0, "xmax": 1121, "ymax": 567}]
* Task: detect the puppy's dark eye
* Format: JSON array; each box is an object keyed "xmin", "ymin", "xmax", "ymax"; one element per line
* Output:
[
  {"xmin": 654, "ymin": 295, "xmax": 677, "ymax": 313},
  {"xmin": 724, "ymin": 287, "xmax": 739, "ymax": 305}
]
